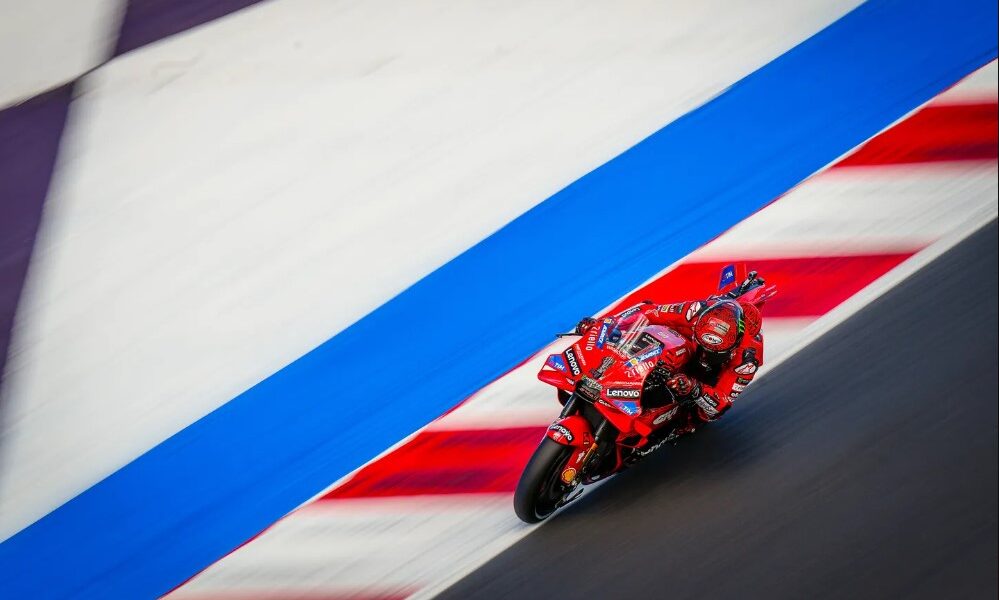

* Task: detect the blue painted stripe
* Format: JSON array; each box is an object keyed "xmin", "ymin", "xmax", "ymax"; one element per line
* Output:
[{"xmin": 2, "ymin": 0, "xmax": 995, "ymax": 597}]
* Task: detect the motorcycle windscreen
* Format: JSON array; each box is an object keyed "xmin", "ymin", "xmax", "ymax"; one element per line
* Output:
[
  {"xmin": 608, "ymin": 312, "xmax": 650, "ymax": 354},
  {"xmin": 610, "ymin": 312, "xmax": 668, "ymax": 364}
]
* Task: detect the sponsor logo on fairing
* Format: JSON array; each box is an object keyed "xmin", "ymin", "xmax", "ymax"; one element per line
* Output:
[
  {"xmin": 736, "ymin": 377, "xmax": 752, "ymax": 385},
  {"xmin": 606, "ymin": 388, "xmax": 640, "ymax": 399},
  {"xmin": 603, "ymin": 379, "xmax": 637, "ymax": 388},
  {"xmin": 719, "ymin": 264, "xmax": 737, "ymax": 289},
  {"xmin": 596, "ymin": 321, "xmax": 610, "ymax": 349},
  {"xmin": 549, "ymin": 424, "xmax": 574, "ymax": 442},
  {"xmin": 653, "ymin": 406, "xmax": 679, "ymax": 425},
  {"xmin": 546, "ymin": 354, "xmax": 567, "ymax": 372},
  {"xmin": 626, "ymin": 344, "xmax": 663, "ymax": 368},
  {"xmin": 592, "ymin": 356, "xmax": 615, "ymax": 378},
  {"xmin": 635, "ymin": 431, "xmax": 680, "ymax": 457},
  {"xmin": 612, "ymin": 400, "xmax": 640, "ymax": 416},
  {"xmin": 564, "ymin": 348, "xmax": 582, "ymax": 376},
  {"xmin": 561, "ymin": 467, "xmax": 577, "ymax": 484},
  {"xmin": 625, "ymin": 359, "xmax": 657, "ymax": 379},
  {"xmin": 578, "ymin": 377, "xmax": 603, "ymax": 400},
  {"xmin": 732, "ymin": 383, "xmax": 746, "ymax": 393},
  {"xmin": 585, "ymin": 318, "xmax": 615, "ymax": 351}
]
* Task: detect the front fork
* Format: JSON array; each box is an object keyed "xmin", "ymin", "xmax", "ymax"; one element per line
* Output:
[{"xmin": 551, "ymin": 394, "xmax": 615, "ymax": 485}]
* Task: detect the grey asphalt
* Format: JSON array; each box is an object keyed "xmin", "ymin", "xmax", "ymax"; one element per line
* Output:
[{"xmin": 439, "ymin": 220, "xmax": 998, "ymax": 600}]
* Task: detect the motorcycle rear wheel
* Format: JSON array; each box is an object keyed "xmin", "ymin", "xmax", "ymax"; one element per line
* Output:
[{"xmin": 513, "ymin": 438, "xmax": 575, "ymax": 523}]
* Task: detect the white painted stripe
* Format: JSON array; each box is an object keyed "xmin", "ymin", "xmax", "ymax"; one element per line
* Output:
[
  {"xmin": 933, "ymin": 60, "xmax": 998, "ymax": 104},
  {"xmin": 762, "ymin": 209, "xmax": 998, "ymax": 377},
  {"xmin": 0, "ymin": 0, "xmax": 123, "ymax": 107},
  {"xmin": 437, "ymin": 163, "xmax": 999, "ymax": 428},
  {"xmin": 690, "ymin": 163, "xmax": 998, "ymax": 260},
  {"xmin": 170, "ymin": 182, "xmax": 998, "ymax": 600},
  {"xmin": 167, "ymin": 173, "xmax": 999, "ymax": 600},
  {"xmin": 169, "ymin": 496, "xmax": 520, "ymax": 598},
  {"xmin": 0, "ymin": 0, "xmax": 861, "ymax": 539},
  {"xmin": 412, "ymin": 209, "xmax": 999, "ymax": 600},
  {"xmin": 172, "ymin": 60, "xmax": 999, "ymax": 600}
]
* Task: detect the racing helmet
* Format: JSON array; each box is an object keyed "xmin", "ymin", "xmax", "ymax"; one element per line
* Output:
[{"xmin": 692, "ymin": 299, "xmax": 744, "ymax": 353}]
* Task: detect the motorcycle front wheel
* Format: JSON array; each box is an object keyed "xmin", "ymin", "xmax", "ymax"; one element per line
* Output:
[{"xmin": 513, "ymin": 437, "xmax": 575, "ymax": 523}]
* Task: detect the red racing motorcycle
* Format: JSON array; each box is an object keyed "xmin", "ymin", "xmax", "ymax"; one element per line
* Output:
[{"xmin": 513, "ymin": 268, "xmax": 774, "ymax": 523}]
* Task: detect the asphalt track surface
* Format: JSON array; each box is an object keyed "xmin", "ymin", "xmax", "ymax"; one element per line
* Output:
[{"xmin": 440, "ymin": 220, "xmax": 998, "ymax": 600}]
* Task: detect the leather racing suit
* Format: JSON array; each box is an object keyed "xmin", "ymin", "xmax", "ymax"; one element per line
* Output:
[{"xmin": 625, "ymin": 299, "xmax": 763, "ymax": 425}]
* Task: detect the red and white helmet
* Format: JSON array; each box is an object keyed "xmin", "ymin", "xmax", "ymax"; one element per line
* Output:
[{"xmin": 692, "ymin": 299, "xmax": 744, "ymax": 353}]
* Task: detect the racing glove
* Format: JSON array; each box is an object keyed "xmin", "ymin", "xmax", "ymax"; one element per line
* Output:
[
  {"xmin": 667, "ymin": 374, "xmax": 700, "ymax": 398},
  {"xmin": 575, "ymin": 317, "xmax": 597, "ymax": 335}
]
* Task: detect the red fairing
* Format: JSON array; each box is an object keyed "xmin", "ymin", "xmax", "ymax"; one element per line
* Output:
[
  {"xmin": 538, "ymin": 265, "xmax": 776, "ymax": 470},
  {"xmin": 520, "ymin": 268, "xmax": 776, "ymax": 522},
  {"xmin": 546, "ymin": 415, "xmax": 593, "ymax": 447},
  {"xmin": 538, "ymin": 368, "xmax": 573, "ymax": 392},
  {"xmin": 640, "ymin": 325, "xmax": 692, "ymax": 372}
]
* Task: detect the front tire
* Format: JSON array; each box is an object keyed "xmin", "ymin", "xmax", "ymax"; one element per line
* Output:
[{"xmin": 513, "ymin": 437, "xmax": 574, "ymax": 523}]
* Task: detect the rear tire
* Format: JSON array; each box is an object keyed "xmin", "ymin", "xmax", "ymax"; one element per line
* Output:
[{"xmin": 513, "ymin": 437, "xmax": 574, "ymax": 523}]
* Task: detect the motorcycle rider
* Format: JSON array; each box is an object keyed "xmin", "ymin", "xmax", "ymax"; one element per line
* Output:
[{"xmin": 575, "ymin": 281, "xmax": 765, "ymax": 435}]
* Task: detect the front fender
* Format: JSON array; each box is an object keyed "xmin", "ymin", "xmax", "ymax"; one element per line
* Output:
[{"xmin": 546, "ymin": 415, "xmax": 594, "ymax": 447}]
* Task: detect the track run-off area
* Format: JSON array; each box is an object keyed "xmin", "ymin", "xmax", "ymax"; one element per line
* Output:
[
  {"xmin": 173, "ymin": 64, "xmax": 996, "ymax": 600},
  {"xmin": 440, "ymin": 220, "xmax": 998, "ymax": 600},
  {"xmin": 0, "ymin": 0, "xmax": 995, "ymax": 598}
]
